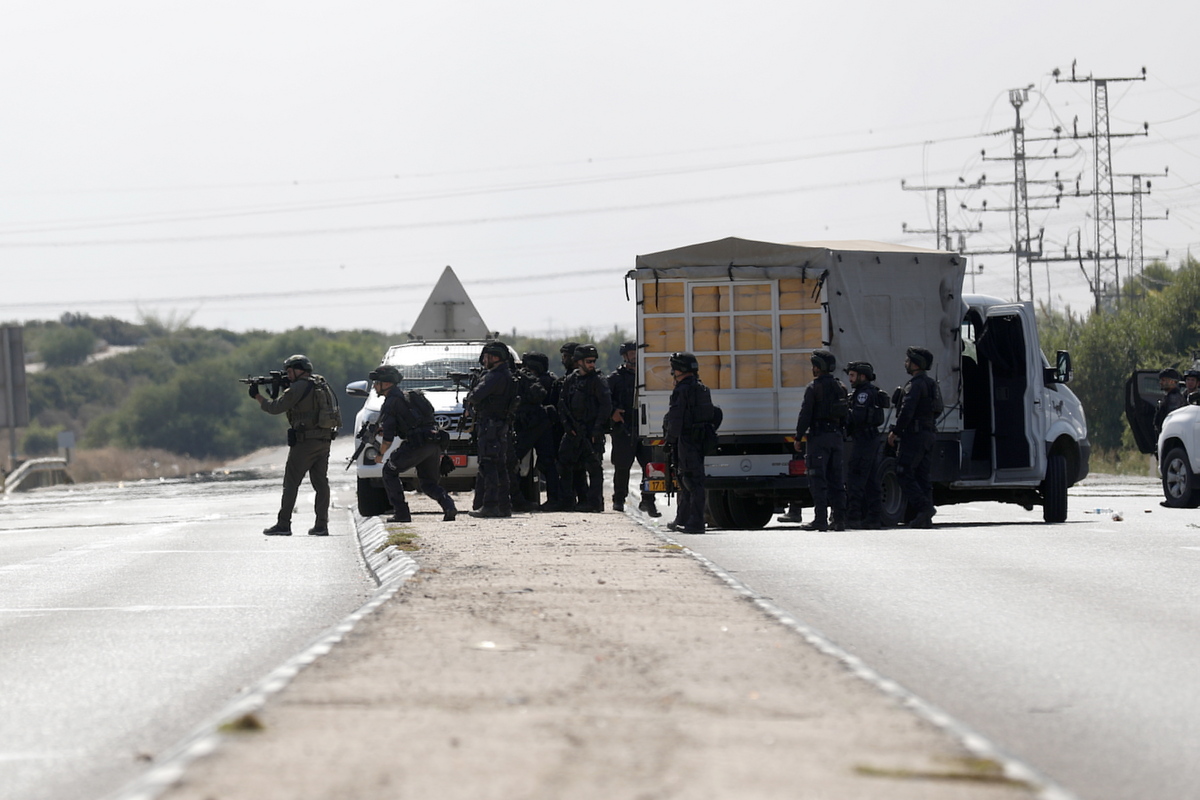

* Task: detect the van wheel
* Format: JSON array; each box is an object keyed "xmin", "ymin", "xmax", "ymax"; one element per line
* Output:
[
  {"xmin": 726, "ymin": 493, "xmax": 774, "ymax": 529},
  {"xmin": 1160, "ymin": 447, "xmax": 1200, "ymax": 508},
  {"xmin": 705, "ymin": 489, "xmax": 737, "ymax": 529},
  {"xmin": 878, "ymin": 457, "xmax": 904, "ymax": 527},
  {"xmin": 357, "ymin": 478, "xmax": 391, "ymax": 516},
  {"xmin": 1041, "ymin": 453, "xmax": 1069, "ymax": 522}
]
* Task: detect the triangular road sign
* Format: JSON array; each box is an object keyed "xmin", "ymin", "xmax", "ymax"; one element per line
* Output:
[{"xmin": 408, "ymin": 266, "xmax": 491, "ymax": 341}]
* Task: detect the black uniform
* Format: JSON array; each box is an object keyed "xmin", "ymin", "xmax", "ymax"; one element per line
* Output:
[
  {"xmin": 607, "ymin": 362, "xmax": 655, "ymax": 512},
  {"xmin": 467, "ymin": 360, "xmax": 517, "ymax": 514},
  {"xmin": 846, "ymin": 380, "xmax": 884, "ymax": 527},
  {"xmin": 893, "ymin": 371, "xmax": 938, "ymax": 522},
  {"xmin": 664, "ymin": 373, "xmax": 714, "ymax": 532},
  {"xmin": 557, "ymin": 368, "xmax": 611, "ymax": 511},
  {"xmin": 794, "ymin": 373, "xmax": 847, "ymax": 529},
  {"xmin": 378, "ymin": 386, "xmax": 456, "ymax": 520},
  {"xmin": 259, "ymin": 375, "xmax": 333, "ymax": 531},
  {"xmin": 1155, "ymin": 386, "xmax": 1185, "ymax": 433}
]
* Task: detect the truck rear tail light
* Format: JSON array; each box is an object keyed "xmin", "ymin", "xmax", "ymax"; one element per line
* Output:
[
  {"xmin": 646, "ymin": 462, "xmax": 668, "ymax": 479},
  {"xmin": 788, "ymin": 458, "xmax": 806, "ymax": 476}
]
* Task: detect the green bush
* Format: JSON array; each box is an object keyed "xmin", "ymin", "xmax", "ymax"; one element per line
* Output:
[
  {"xmin": 22, "ymin": 424, "xmax": 62, "ymax": 456},
  {"xmin": 39, "ymin": 326, "xmax": 96, "ymax": 367}
]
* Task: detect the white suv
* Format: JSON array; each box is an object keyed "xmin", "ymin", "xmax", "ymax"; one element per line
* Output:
[
  {"xmin": 1126, "ymin": 369, "xmax": 1200, "ymax": 507},
  {"xmin": 347, "ymin": 340, "xmax": 491, "ymax": 515}
]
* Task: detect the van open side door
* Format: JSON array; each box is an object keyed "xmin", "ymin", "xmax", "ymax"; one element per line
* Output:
[
  {"xmin": 1125, "ymin": 369, "xmax": 1163, "ymax": 454},
  {"xmin": 979, "ymin": 303, "xmax": 1047, "ymax": 483}
]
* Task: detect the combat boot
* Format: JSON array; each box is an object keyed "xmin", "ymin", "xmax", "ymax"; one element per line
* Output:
[
  {"xmin": 638, "ymin": 496, "xmax": 662, "ymax": 518},
  {"xmin": 263, "ymin": 522, "xmax": 292, "ymax": 536},
  {"xmin": 469, "ymin": 506, "xmax": 504, "ymax": 518},
  {"xmin": 386, "ymin": 507, "xmax": 412, "ymax": 523},
  {"xmin": 800, "ymin": 519, "xmax": 828, "ymax": 532},
  {"xmin": 612, "ymin": 495, "xmax": 626, "ymax": 513},
  {"xmin": 308, "ymin": 522, "xmax": 329, "ymax": 536}
]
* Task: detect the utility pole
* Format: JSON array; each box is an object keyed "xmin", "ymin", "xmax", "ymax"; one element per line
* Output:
[
  {"xmin": 900, "ymin": 180, "xmax": 984, "ymax": 252},
  {"xmin": 1115, "ymin": 169, "xmax": 1169, "ymax": 298},
  {"xmin": 1055, "ymin": 62, "xmax": 1148, "ymax": 311}
]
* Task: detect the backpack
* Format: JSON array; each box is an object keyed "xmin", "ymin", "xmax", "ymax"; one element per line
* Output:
[
  {"xmin": 700, "ymin": 405, "xmax": 724, "ymax": 455},
  {"xmin": 406, "ymin": 389, "xmax": 437, "ymax": 427},
  {"xmin": 868, "ymin": 386, "xmax": 890, "ymax": 428},
  {"xmin": 310, "ymin": 375, "xmax": 342, "ymax": 435},
  {"xmin": 930, "ymin": 379, "xmax": 944, "ymax": 417}
]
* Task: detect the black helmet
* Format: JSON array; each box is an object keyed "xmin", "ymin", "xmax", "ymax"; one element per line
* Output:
[
  {"xmin": 573, "ymin": 343, "xmax": 599, "ymax": 361},
  {"xmin": 906, "ymin": 346, "xmax": 933, "ymax": 371},
  {"xmin": 1160, "ymin": 367, "xmax": 1182, "ymax": 381},
  {"xmin": 559, "ymin": 341, "xmax": 580, "ymax": 355},
  {"xmin": 810, "ymin": 349, "xmax": 835, "ymax": 374},
  {"xmin": 283, "ymin": 353, "xmax": 313, "ymax": 372},
  {"xmin": 522, "ymin": 351, "xmax": 549, "ymax": 375},
  {"xmin": 481, "ymin": 341, "xmax": 509, "ymax": 360},
  {"xmin": 846, "ymin": 360, "xmax": 875, "ymax": 381},
  {"xmin": 369, "ymin": 365, "xmax": 402, "ymax": 384},
  {"xmin": 669, "ymin": 352, "xmax": 699, "ymax": 373},
  {"xmin": 1185, "ymin": 369, "xmax": 1200, "ymax": 381},
  {"xmin": 619, "ymin": 341, "xmax": 638, "ymax": 355}
]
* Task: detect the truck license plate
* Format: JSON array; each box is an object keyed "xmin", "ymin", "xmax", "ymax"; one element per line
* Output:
[
  {"xmin": 450, "ymin": 455, "xmax": 468, "ymax": 467},
  {"xmin": 643, "ymin": 479, "xmax": 668, "ymax": 492}
]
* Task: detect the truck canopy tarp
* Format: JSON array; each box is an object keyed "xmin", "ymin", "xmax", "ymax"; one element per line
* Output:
[{"xmin": 631, "ymin": 237, "xmax": 964, "ymax": 422}]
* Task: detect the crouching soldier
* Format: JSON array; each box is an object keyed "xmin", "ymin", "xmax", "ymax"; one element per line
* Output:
[
  {"xmin": 371, "ymin": 365, "xmax": 458, "ymax": 523},
  {"xmin": 845, "ymin": 360, "xmax": 886, "ymax": 529}
]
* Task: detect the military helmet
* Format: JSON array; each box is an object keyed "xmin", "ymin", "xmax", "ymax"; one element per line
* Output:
[
  {"xmin": 669, "ymin": 352, "xmax": 699, "ymax": 373},
  {"xmin": 522, "ymin": 351, "xmax": 549, "ymax": 375},
  {"xmin": 810, "ymin": 349, "xmax": 836, "ymax": 374},
  {"xmin": 906, "ymin": 346, "xmax": 933, "ymax": 371},
  {"xmin": 1185, "ymin": 369, "xmax": 1200, "ymax": 381},
  {"xmin": 619, "ymin": 341, "xmax": 638, "ymax": 355},
  {"xmin": 1160, "ymin": 367, "xmax": 1182, "ymax": 381},
  {"xmin": 573, "ymin": 343, "xmax": 599, "ymax": 361},
  {"xmin": 845, "ymin": 360, "xmax": 875, "ymax": 381},
  {"xmin": 481, "ymin": 341, "xmax": 509, "ymax": 360},
  {"xmin": 559, "ymin": 341, "xmax": 580, "ymax": 355},
  {"xmin": 368, "ymin": 365, "xmax": 402, "ymax": 384},
  {"xmin": 283, "ymin": 353, "xmax": 313, "ymax": 372}
]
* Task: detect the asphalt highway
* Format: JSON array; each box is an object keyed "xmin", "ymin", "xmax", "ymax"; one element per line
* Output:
[
  {"xmin": 671, "ymin": 474, "xmax": 1198, "ymax": 800},
  {"xmin": 0, "ymin": 460, "xmax": 373, "ymax": 800}
]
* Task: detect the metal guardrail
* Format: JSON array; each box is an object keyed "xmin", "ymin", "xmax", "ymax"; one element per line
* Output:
[{"xmin": 3, "ymin": 457, "xmax": 72, "ymax": 494}]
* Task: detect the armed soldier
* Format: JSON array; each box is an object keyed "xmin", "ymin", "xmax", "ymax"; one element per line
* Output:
[
  {"xmin": 516, "ymin": 351, "xmax": 564, "ymax": 511},
  {"xmin": 557, "ymin": 343, "xmax": 610, "ymax": 512},
  {"xmin": 887, "ymin": 346, "xmax": 940, "ymax": 529},
  {"xmin": 466, "ymin": 342, "xmax": 517, "ymax": 518},
  {"xmin": 793, "ymin": 349, "xmax": 848, "ymax": 532},
  {"xmin": 370, "ymin": 365, "xmax": 457, "ymax": 523},
  {"xmin": 844, "ymin": 360, "xmax": 885, "ymax": 529},
  {"xmin": 1185, "ymin": 369, "xmax": 1200, "ymax": 404},
  {"xmin": 608, "ymin": 341, "xmax": 660, "ymax": 516},
  {"xmin": 1155, "ymin": 368, "xmax": 1185, "ymax": 434},
  {"xmin": 664, "ymin": 352, "xmax": 714, "ymax": 534},
  {"xmin": 250, "ymin": 354, "xmax": 336, "ymax": 537}
]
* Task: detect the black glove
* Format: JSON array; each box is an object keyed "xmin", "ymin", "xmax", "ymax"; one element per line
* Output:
[{"xmin": 248, "ymin": 383, "xmax": 259, "ymax": 398}]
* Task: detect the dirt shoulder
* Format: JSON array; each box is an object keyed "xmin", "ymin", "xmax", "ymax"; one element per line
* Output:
[{"xmin": 158, "ymin": 497, "xmax": 1042, "ymax": 800}]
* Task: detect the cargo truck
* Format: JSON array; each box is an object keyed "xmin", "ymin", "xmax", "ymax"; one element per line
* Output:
[{"xmin": 629, "ymin": 237, "xmax": 1090, "ymax": 528}]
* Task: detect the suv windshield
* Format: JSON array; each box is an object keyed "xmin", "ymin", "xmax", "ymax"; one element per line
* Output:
[{"xmin": 383, "ymin": 343, "xmax": 482, "ymax": 390}]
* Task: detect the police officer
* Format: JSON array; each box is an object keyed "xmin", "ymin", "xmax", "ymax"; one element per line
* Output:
[
  {"xmin": 1183, "ymin": 369, "xmax": 1200, "ymax": 406},
  {"xmin": 551, "ymin": 342, "xmax": 587, "ymax": 507},
  {"xmin": 558, "ymin": 343, "xmax": 611, "ymax": 512},
  {"xmin": 793, "ymin": 349, "xmax": 848, "ymax": 532},
  {"xmin": 845, "ymin": 360, "xmax": 885, "ymax": 529},
  {"xmin": 1155, "ymin": 368, "xmax": 1185, "ymax": 434},
  {"xmin": 370, "ymin": 365, "xmax": 458, "ymax": 523},
  {"xmin": 887, "ymin": 346, "xmax": 939, "ymax": 529},
  {"xmin": 466, "ymin": 342, "xmax": 517, "ymax": 518},
  {"xmin": 514, "ymin": 352, "xmax": 563, "ymax": 511},
  {"xmin": 251, "ymin": 354, "xmax": 332, "ymax": 536},
  {"xmin": 608, "ymin": 341, "xmax": 660, "ymax": 516},
  {"xmin": 664, "ymin": 352, "xmax": 713, "ymax": 534}
]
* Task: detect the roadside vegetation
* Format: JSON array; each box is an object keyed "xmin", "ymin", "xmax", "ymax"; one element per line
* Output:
[{"xmin": 7, "ymin": 314, "xmax": 632, "ymax": 483}]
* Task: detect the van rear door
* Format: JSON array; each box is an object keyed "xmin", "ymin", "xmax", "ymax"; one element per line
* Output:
[{"xmin": 980, "ymin": 303, "xmax": 1047, "ymax": 483}]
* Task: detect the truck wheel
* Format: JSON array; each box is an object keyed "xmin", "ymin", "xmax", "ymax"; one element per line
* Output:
[
  {"xmin": 1160, "ymin": 447, "xmax": 1200, "ymax": 508},
  {"xmin": 705, "ymin": 489, "xmax": 737, "ymax": 529},
  {"xmin": 878, "ymin": 457, "xmax": 904, "ymax": 527},
  {"xmin": 1041, "ymin": 453, "xmax": 1069, "ymax": 523},
  {"xmin": 357, "ymin": 478, "xmax": 391, "ymax": 517},
  {"xmin": 726, "ymin": 493, "xmax": 774, "ymax": 529}
]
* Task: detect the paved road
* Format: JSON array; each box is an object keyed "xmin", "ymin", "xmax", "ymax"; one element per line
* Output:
[
  {"xmin": 670, "ymin": 476, "xmax": 1199, "ymax": 800},
  {"xmin": 0, "ymin": 457, "xmax": 373, "ymax": 800}
]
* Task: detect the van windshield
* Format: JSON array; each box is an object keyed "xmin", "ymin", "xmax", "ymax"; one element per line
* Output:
[{"xmin": 383, "ymin": 343, "xmax": 482, "ymax": 390}]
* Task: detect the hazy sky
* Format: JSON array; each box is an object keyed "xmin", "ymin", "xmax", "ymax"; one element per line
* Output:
[{"xmin": 1, "ymin": 1, "xmax": 1197, "ymax": 337}]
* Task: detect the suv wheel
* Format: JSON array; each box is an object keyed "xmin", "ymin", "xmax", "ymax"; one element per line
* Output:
[{"xmin": 1161, "ymin": 446, "xmax": 1200, "ymax": 508}]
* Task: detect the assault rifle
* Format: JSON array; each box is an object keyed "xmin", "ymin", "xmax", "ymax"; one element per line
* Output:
[
  {"xmin": 345, "ymin": 420, "xmax": 380, "ymax": 470},
  {"xmin": 239, "ymin": 370, "xmax": 291, "ymax": 399}
]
